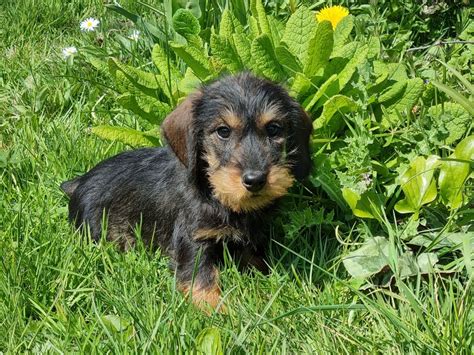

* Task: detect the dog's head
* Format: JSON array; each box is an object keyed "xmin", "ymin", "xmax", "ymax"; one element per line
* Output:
[{"xmin": 162, "ymin": 72, "xmax": 312, "ymax": 213}]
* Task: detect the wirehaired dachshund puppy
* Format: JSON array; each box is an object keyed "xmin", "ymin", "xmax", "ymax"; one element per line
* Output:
[{"xmin": 61, "ymin": 72, "xmax": 312, "ymax": 311}]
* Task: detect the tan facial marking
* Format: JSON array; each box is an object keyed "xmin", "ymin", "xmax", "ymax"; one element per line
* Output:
[
  {"xmin": 221, "ymin": 110, "xmax": 243, "ymax": 131},
  {"xmin": 208, "ymin": 165, "xmax": 294, "ymax": 213},
  {"xmin": 256, "ymin": 104, "xmax": 281, "ymax": 130},
  {"xmin": 204, "ymin": 150, "xmax": 220, "ymax": 171}
]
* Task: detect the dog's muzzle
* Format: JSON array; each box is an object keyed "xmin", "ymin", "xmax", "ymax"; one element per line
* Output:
[{"xmin": 241, "ymin": 170, "xmax": 267, "ymax": 192}]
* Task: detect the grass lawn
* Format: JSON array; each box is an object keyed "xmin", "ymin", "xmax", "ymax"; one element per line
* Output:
[{"xmin": 1, "ymin": 0, "xmax": 472, "ymax": 353}]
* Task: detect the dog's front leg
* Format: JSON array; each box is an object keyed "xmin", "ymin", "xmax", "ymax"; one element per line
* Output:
[{"xmin": 174, "ymin": 238, "xmax": 224, "ymax": 312}]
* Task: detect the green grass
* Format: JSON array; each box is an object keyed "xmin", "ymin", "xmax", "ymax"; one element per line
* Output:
[{"xmin": 1, "ymin": 0, "xmax": 472, "ymax": 353}]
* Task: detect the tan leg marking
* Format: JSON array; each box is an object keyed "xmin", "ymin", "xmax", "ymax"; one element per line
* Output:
[
  {"xmin": 194, "ymin": 226, "xmax": 242, "ymax": 242},
  {"xmin": 178, "ymin": 269, "xmax": 226, "ymax": 313}
]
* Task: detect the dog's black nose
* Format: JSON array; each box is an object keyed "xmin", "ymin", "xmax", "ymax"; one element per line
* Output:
[{"xmin": 242, "ymin": 171, "xmax": 267, "ymax": 192}]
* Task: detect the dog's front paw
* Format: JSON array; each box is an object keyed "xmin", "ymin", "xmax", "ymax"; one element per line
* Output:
[{"xmin": 178, "ymin": 281, "xmax": 227, "ymax": 314}]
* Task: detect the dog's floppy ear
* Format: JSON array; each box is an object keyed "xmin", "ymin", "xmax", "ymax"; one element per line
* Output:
[
  {"xmin": 161, "ymin": 92, "xmax": 202, "ymax": 168},
  {"xmin": 288, "ymin": 107, "xmax": 313, "ymax": 180}
]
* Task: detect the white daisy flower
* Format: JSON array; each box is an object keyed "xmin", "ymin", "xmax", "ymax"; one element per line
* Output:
[
  {"xmin": 80, "ymin": 17, "xmax": 100, "ymax": 32},
  {"xmin": 62, "ymin": 46, "xmax": 78, "ymax": 58},
  {"xmin": 128, "ymin": 30, "xmax": 140, "ymax": 41}
]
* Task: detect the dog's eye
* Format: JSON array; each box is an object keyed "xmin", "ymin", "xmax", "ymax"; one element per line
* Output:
[
  {"xmin": 266, "ymin": 123, "xmax": 282, "ymax": 137},
  {"xmin": 216, "ymin": 126, "xmax": 231, "ymax": 139}
]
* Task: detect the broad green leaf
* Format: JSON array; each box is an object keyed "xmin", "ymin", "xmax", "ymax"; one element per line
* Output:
[
  {"xmin": 113, "ymin": 70, "xmax": 154, "ymax": 98},
  {"xmin": 153, "ymin": 75, "xmax": 174, "ymax": 101},
  {"xmin": 101, "ymin": 314, "xmax": 130, "ymax": 332},
  {"xmin": 151, "ymin": 44, "xmax": 181, "ymax": 82},
  {"xmin": 304, "ymin": 74, "xmax": 337, "ymax": 111},
  {"xmin": 110, "ymin": 59, "xmax": 168, "ymax": 98},
  {"xmin": 342, "ymin": 188, "xmax": 384, "ymax": 221},
  {"xmin": 220, "ymin": 9, "xmax": 243, "ymax": 38},
  {"xmin": 112, "ymin": 70, "xmax": 135, "ymax": 94},
  {"xmin": 172, "ymin": 9, "xmax": 200, "ymax": 37},
  {"xmin": 173, "ymin": 0, "xmax": 202, "ymax": 19},
  {"xmin": 310, "ymin": 155, "xmax": 349, "ymax": 212},
  {"xmin": 447, "ymin": 232, "xmax": 474, "ymax": 250},
  {"xmin": 177, "ymin": 68, "xmax": 201, "ymax": 95},
  {"xmin": 133, "ymin": 88, "xmax": 171, "ymax": 110},
  {"xmin": 233, "ymin": 33, "xmax": 252, "ymax": 66},
  {"xmin": 395, "ymin": 155, "xmax": 440, "ymax": 216},
  {"xmin": 231, "ymin": 0, "xmax": 247, "ymax": 25},
  {"xmin": 196, "ymin": 327, "xmax": 223, "ymax": 355},
  {"xmin": 275, "ymin": 45, "xmax": 302, "ymax": 74},
  {"xmin": 170, "ymin": 42, "xmax": 211, "ymax": 80},
  {"xmin": 85, "ymin": 56, "xmax": 109, "ymax": 75},
  {"xmin": 331, "ymin": 41, "xmax": 359, "ymax": 60},
  {"xmin": 439, "ymin": 135, "xmax": 474, "ymax": 209},
  {"xmin": 417, "ymin": 253, "xmax": 439, "ymax": 274},
  {"xmin": 386, "ymin": 63, "xmax": 408, "ymax": 82},
  {"xmin": 343, "ymin": 237, "xmax": 390, "ymax": 279},
  {"xmin": 313, "ymin": 95, "xmax": 358, "ymax": 131},
  {"xmin": 462, "ymin": 234, "xmax": 473, "ymax": 276},
  {"xmin": 431, "ymin": 80, "xmax": 474, "ymax": 116},
  {"xmin": 290, "ymin": 72, "xmax": 313, "ymax": 101},
  {"xmin": 211, "ymin": 34, "xmax": 242, "ymax": 72},
  {"xmin": 398, "ymin": 251, "xmax": 419, "ymax": 278},
  {"xmin": 186, "ymin": 34, "xmax": 204, "ymax": 49},
  {"xmin": 249, "ymin": 0, "xmax": 257, "ymax": 15},
  {"xmin": 268, "ymin": 15, "xmax": 285, "ymax": 45},
  {"xmin": 110, "ymin": 58, "xmax": 160, "ymax": 90},
  {"xmin": 459, "ymin": 20, "xmax": 474, "ymax": 41},
  {"xmin": 367, "ymin": 36, "xmax": 380, "ymax": 59},
  {"xmin": 373, "ymin": 61, "xmax": 389, "ymax": 85},
  {"xmin": 377, "ymin": 251, "xmax": 439, "ymax": 286},
  {"xmin": 333, "ymin": 15, "xmax": 353, "ymax": 50},
  {"xmin": 304, "ymin": 21, "xmax": 333, "ymax": 77},
  {"xmin": 282, "ymin": 6, "xmax": 317, "ymax": 64},
  {"xmin": 135, "ymin": 95, "xmax": 172, "ymax": 120},
  {"xmin": 218, "ymin": 9, "xmax": 244, "ymax": 54},
  {"xmin": 117, "ymin": 94, "xmax": 171, "ymax": 125},
  {"xmin": 91, "ymin": 126, "xmax": 160, "ymax": 147},
  {"xmin": 101, "ymin": 314, "xmax": 127, "ymax": 332},
  {"xmin": 251, "ymin": 34, "xmax": 285, "ymax": 81},
  {"xmin": 335, "ymin": 45, "xmax": 368, "ymax": 92},
  {"xmin": 248, "ymin": 16, "xmax": 260, "ymax": 39},
  {"xmin": 410, "ymin": 232, "xmax": 474, "ymax": 250},
  {"xmin": 253, "ymin": 0, "xmax": 271, "ymax": 38},
  {"xmin": 428, "ymin": 102, "xmax": 472, "ymax": 145},
  {"xmin": 151, "ymin": 44, "xmax": 180, "ymax": 98},
  {"xmin": 435, "ymin": 59, "xmax": 474, "ymax": 96},
  {"xmin": 101, "ymin": 314, "xmax": 135, "ymax": 341},
  {"xmin": 381, "ymin": 78, "xmax": 424, "ymax": 127},
  {"xmin": 378, "ymin": 80, "xmax": 407, "ymax": 103}
]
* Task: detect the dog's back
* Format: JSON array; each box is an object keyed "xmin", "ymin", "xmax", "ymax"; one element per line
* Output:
[{"xmin": 61, "ymin": 147, "xmax": 185, "ymax": 249}]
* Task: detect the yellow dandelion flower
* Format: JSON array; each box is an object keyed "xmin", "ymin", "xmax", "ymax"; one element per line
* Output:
[{"xmin": 316, "ymin": 5, "xmax": 349, "ymax": 29}]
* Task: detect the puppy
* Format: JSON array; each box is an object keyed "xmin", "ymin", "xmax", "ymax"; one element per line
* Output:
[{"xmin": 61, "ymin": 72, "xmax": 312, "ymax": 311}]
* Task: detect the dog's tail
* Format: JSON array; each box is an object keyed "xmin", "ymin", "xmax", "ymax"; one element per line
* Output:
[{"xmin": 60, "ymin": 177, "xmax": 80, "ymax": 198}]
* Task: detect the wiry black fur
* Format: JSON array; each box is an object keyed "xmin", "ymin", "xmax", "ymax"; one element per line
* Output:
[{"xmin": 61, "ymin": 72, "xmax": 312, "ymax": 306}]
